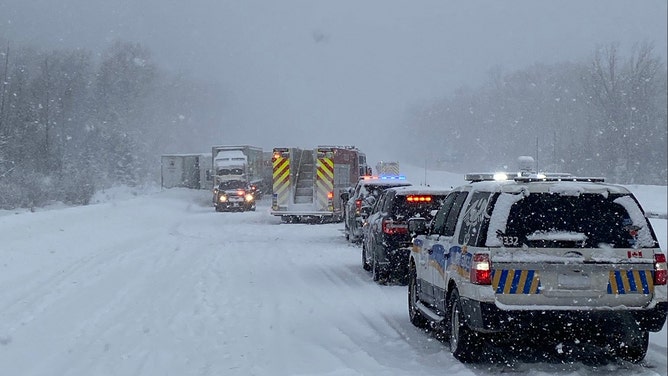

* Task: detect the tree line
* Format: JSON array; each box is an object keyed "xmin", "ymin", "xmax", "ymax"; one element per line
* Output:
[
  {"xmin": 0, "ymin": 39, "xmax": 225, "ymax": 209},
  {"xmin": 401, "ymin": 43, "xmax": 667, "ymax": 185}
]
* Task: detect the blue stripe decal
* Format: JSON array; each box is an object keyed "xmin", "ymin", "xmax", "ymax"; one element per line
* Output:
[
  {"xmin": 510, "ymin": 270, "xmax": 521, "ymax": 294},
  {"xmin": 640, "ymin": 271, "xmax": 650, "ymax": 294},
  {"xmin": 626, "ymin": 270, "xmax": 637, "ymax": 292},
  {"xmin": 614, "ymin": 271, "xmax": 625, "ymax": 294},
  {"xmin": 523, "ymin": 270, "xmax": 534, "ymax": 294},
  {"xmin": 497, "ymin": 269, "xmax": 509, "ymax": 294}
]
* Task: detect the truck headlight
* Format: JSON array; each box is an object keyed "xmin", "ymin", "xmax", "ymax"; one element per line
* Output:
[
  {"xmin": 218, "ymin": 195, "xmax": 228, "ymax": 203},
  {"xmin": 245, "ymin": 193, "xmax": 254, "ymax": 202}
]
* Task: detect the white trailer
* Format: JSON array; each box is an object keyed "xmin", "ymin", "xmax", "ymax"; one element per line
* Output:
[{"xmin": 161, "ymin": 153, "xmax": 211, "ymax": 189}]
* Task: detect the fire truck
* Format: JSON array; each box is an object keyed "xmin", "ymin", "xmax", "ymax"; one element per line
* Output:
[{"xmin": 270, "ymin": 145, "xmax": 369, "ymax": 223}]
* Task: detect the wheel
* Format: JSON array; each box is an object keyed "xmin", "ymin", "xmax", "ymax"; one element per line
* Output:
[
  {"xmin": 371, "ymin": 251, "xmax": 387, "ymax": 283},
  {"xmin": 408, "ymin": 261, "xmax": 429, "ymax": 328},
  {"xmin": 610, "ymin": 319, "xmax": 649, "ymax": 363},
  {"xmin": 362, "ymin": 243, "xmax": 371, "ymax": 271},
  {"xmin": 448, "ymin": 288, "xmax": 482, "ymax": 363},
  {"xmin": 617, "ymin": 330, "xmax": 648, "ymax": 363}
]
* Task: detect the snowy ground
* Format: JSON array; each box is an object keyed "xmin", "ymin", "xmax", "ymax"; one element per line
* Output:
[{"xmin": 0, "ymin": 176, "xmax": 666, "ymax": 376}]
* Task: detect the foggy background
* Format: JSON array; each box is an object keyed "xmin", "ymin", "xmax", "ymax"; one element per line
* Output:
[
  {"xmin": 0, "ymin": 1, "xmax": 666, "ymax": 207},
  {"xmin": 2, "ymin": 0, "xmax": 665, "ymax": 156}
]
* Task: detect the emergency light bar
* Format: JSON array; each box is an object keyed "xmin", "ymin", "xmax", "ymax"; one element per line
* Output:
[
  {"xmin": 465, "ymin": 172, "xmax": 604, "ymax": 183},
  {"xmin": 406, "ymin": 195, "xmax": 432, "ymax": 202},
  {"xmin": 360, "ymin": 175, "xmax": 407, "ymax": 181}
]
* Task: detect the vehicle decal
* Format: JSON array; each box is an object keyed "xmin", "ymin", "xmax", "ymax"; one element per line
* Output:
[
  {"xmin": 412, "ymin": 238, "xmax": 423, "ymax": 253},
  {"xmin": 272, "ymin": 154, "xmax": 291, "ymax": 209},
  {"xmin": 607, "ymin": 270, "xmax": 653, "ymax": 294},
  {"xmin": 315, "ymin": 155, "xmax": 334, "ymax": 211},
  {"xmin": 492, "ymin": 269, "xmax": 541, "ymax": 294},
  {"xmin": 428, "ymin": 244, "xmax": 449, "ymax": 275},
  {"xmin": 452, "ymin": 246, "xmax": 472, "ymax": 278}
]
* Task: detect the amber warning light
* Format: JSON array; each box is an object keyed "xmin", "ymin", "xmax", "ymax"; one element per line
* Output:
[{"xmin": 406, "ymin": 195, "xmax": 432, "ymax": 203}]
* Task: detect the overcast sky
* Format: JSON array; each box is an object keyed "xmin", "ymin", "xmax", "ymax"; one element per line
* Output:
[{"xmin": 1, "ymin": 0, "xmax": 666, "ymax": 160}]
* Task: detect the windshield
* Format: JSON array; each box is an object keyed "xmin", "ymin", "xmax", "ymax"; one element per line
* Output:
[
  {"xmin": 218, "ymin": 180, "xmax": 247, "ymax": 190},
  {"xmin": 392, "ymin": 195, "xmax": 446, "ymax": 220}
]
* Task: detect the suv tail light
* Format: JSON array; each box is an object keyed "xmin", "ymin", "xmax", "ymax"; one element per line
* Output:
[
  {"xmin": 382, "ymin": 219, "xmax": 408, "ymax": 235},
  {"xmin": 470, "ymin": 253, "xmax": 491, "ymax": 285},
  {"xmin": 655, "ymin": 253, "xmax": 667, "ymax": 285}
]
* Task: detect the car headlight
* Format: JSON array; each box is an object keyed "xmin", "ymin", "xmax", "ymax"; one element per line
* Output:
[
  {"xmin": 218, "ymin": 195, "xmax": 228, "ymax": 203},
  {"xmin": 245, "ymin": 193, "xmax": 254, "ymax": 202}
]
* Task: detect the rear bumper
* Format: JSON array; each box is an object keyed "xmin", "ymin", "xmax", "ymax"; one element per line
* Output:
[
  {"xmin": 461, "ymin": 298, "xmax": 668, "ymax": 333},
  {"xmin": 270, "ymin": 210, "xmax": 335, "ymax": 217}
]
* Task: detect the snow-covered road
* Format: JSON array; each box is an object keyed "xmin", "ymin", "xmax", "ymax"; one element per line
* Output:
[{"xmin": 1, "ymin": 188, "xmax": 666, "ymax": 376}]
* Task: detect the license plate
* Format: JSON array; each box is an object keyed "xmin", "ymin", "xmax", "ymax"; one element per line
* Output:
[{"xmin": 557, "ymin": 273, "xmax": 591, "ymax": 289}]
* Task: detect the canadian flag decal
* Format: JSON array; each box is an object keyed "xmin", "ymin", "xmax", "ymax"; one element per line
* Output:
[{"xmin": 627, "ymin": 250, "xmax": 643, "ymax": 258}]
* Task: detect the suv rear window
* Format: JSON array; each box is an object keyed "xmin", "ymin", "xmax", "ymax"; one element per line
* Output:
[
  {"xmin": 391, "ymin": 194, "xmax": 447, "ymax": 220},
  {"xmin": 489, "ymin": 192, "xmax": 657, "ymax": 248}
]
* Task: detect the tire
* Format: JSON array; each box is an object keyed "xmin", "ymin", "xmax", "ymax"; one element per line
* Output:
[
  {"xmin": 448, "ymin": 288, "xmax": 482, "ymax": 363},
  {"xmin": 362, "ymin": 243, "xmax": 371, "ymax": 271},
  {"xmin": 371, "ymin": 251, "xmax": 386, "ymax": 283},
  {"xmin": 611, "ymin": 322, "xmax": 649, "ymax": 363},
  {"xmin": 408, "ymin": 261, "xmax": 429, "ymax": 329}
]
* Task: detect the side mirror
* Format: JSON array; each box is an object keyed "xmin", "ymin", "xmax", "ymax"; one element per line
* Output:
[
  {"xmin": 360, "ymin": 205, "xmax": 372, "ymax": 218},
  {"xmin": 408, "ymin": 217, "xmax": 428, "ymax": 236}
]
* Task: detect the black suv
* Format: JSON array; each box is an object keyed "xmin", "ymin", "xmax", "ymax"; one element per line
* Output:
[
  {"xmin": 362, "ymin": 186, "xmax": 450, "ymax": 283},
  {"xmin": 343, "ymin": 176, "xmax": 412, "ymax": 242},
  {"xmin": 213, "ymin": 180, "xmax": 257, "ymax": 212}
]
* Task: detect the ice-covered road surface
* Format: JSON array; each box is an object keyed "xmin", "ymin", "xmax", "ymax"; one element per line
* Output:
[{"xmin": 0, "ymin": 188, "xmax": 666, "ymax": 376}]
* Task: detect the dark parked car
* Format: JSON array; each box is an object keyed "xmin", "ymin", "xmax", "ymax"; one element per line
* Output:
[
  {"xmin": 362, "ymin": 185, "xmax": 450, "ymax": 283},
  {"xmin": 344, "ymin": 175, "xmax": 412, "ymax": 243}
]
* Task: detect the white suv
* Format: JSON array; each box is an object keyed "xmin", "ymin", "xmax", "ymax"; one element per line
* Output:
[{"xmin": 407, "ymin": 173, "xmax": 667, "ymax": 363}]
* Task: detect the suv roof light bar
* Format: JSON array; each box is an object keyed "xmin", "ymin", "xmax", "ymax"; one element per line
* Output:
[
  {"xmin": 360, "ymin": 175, "xmax": 407, "ymax": 181},
  {"xmin": 514, "ymin": 176, "xmax": 605, "ymax": 183},
  {"xmin": 465, "ymin": 172, "xmax": 605, "ymax": 183}
]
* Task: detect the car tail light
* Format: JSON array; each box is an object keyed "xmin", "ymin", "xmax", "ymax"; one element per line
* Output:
[
  {"xmin": 655, "ymin": 253, "xmax": 667, "ymax": 285},
  {"xmin": 236, "ymin": 190, "xmax": 245, "ymax": 196},
  {"xmin": 382, "ymin": 219, "xmax": 408, "ymax": 235},
  {"xmin": 327, "ymin": 191, "xmax": 334, "ymax": 200},
  {"xmin": 355, "ymin": 199, "xmax": 362, "ymax": 214},
  {"xmin": 470, "ymin": 253, "xmax": 491, "ymax": 285}
]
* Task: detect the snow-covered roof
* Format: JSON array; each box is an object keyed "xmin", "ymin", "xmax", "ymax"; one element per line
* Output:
[
  {"xmin": 215, "ymin": 150, "xmax": 247, "ymax": 160},
  {"xmin": 386, "ymin": 185, "xmax": 451, "ymax": 196},
  {"xmin": 469, "ymin": 179, "xmax": 631, "ymax": 196}
]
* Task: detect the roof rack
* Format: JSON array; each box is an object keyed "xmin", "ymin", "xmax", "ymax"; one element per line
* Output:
[{"xmin": 465, "ymin": 172, "xmax": 605, "ymax": 183}]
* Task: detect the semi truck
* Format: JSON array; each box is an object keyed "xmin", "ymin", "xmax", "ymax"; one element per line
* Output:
[
  {"xmin": 210, "ymin": 145, "xmax": 268, "ymax": 195},
  {"xmin": 270, "ymin": 145, "xmax": 369, "ymax": 223},
  {"xmin": 160, "ymin": 153, "xmax": 211, "ymax": 189},
  {"xmin": 375, "ymin": 161, "xmax": 400, "ymax": 176}
]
